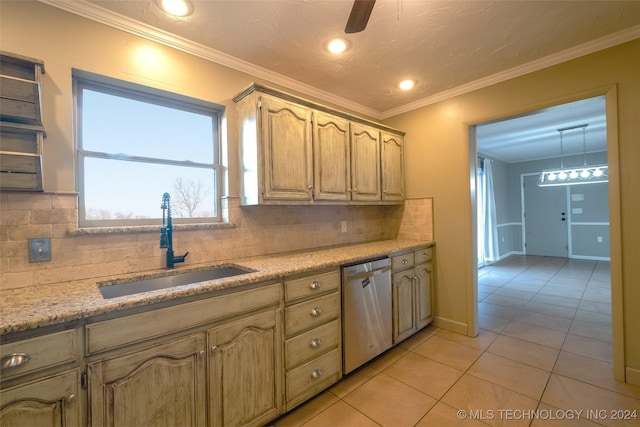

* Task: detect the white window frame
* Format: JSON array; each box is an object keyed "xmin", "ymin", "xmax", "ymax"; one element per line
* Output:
[{"xmin": 73, "ymin": 70, "xmax": 224, "ymax": 228}]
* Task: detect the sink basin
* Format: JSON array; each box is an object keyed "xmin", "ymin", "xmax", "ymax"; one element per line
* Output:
[{"xmin": 99, "ymin": 265, "xmax": 255, "ymax": 299}]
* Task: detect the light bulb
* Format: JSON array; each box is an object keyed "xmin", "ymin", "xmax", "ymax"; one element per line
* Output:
[
  {"xmin": 548, "ymin": 172, "xmax": 557, "ymax": 181},
  {"xmin": 593, "ymin": 168, "xmax": 603, "ymax": 177},
  {"xmin": 569, "ymin": 170, "xmax": 579, "ymax": 179},
  {"xmin": 399, "ymin": 80, "xmax": 415, "ymax": 90},
  {"xmin": 580, "ymin": 169, "xmax": 591, "ymax": 178},
  {"xmin": 558, "ymin": 171, "xmax": 568, "ymax": 180},
  {"xmin": 159, "ymin": 0, "xmax": 192, "ymax": 16},
  {"xmin": 327, "ymin": 39, "xmax": 347, "ymax": 54}
]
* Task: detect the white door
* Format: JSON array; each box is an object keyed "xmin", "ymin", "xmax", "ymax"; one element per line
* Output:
[{"xmin": 523, "ymin": 174, "xmax": 568, "ymax": 257}]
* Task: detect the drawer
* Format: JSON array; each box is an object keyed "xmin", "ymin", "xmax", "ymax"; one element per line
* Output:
[
  {"xmin": 86, "ymin": 282, "xmax": 281, "ymax": 355},
  {"xmin": 286, "ymin": 348, "xmax": 341, "ymax": 410},
  {"xmin": 284, "ymin": 270, "xmax": 340, "ymax": 302},
  {"xmin": 285, "ymin": 319, "xmax": 340, "ymax": 370},
  {"xmin": 415, "ymin": 247, "xmax": 433, "ymax": 264},
  {"xmin": 391, "ymin": 252, "xmax": 415, "ymax": 271},
  {"xmin": 285, "ymin": 292, "xmax": 340, "ymax": 337},
  {"xmin": 0, "ymin": 329, "xmax": 77, "ymax": 379}
]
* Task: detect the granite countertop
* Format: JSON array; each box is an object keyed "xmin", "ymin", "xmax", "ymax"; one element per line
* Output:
[{"xmin": 0, "ymin": 239, "xmax": 433, "ymax": 335}]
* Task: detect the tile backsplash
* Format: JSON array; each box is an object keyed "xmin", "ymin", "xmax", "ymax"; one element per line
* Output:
[{"xmin": 0, "ymin": 193, "xmax": 433, "ymax": 290}]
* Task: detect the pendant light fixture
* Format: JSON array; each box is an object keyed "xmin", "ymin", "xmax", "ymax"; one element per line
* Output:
[{"xmin": 538, "ymin": 124, "xmax": 608, "ymax": 187}]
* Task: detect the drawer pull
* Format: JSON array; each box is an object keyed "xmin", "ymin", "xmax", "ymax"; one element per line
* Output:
[
  {"xmin": 310, "ymin": 338, "xmax": 322, "ymax": 348},
  {"xmin": 0, "ymin": 353, "xmax": 30, "ymax": 371},
  {"xmin": 310, "ymin": 307, "xmax": 323, "ymax": 317},
  {"xmin": 309, "ymin": 281, "xmax": 321, "ymax": 290},
  {"xmin": 401, "ymin": 258, "xmax": 409, "ymax": 264},
  {"xmin": 422, "ymin": 253, "xmax": 429, "ymax": 258},
  {"xmin": 65, "ymin": 394, "xmax": 77, "ymax": 404},
  {"xmin": 311, "ymin": 368, "xmax": 323, "ymax": 379}
]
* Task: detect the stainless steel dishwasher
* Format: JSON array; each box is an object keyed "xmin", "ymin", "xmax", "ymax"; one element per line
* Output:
[{"xmin": 342, "ymin": 257, "xmax": 392, "ymax": 374}]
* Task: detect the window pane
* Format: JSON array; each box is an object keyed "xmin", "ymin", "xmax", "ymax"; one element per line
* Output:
[
  {"xmin": 82, "ymin": 89, "xmax": 214, "ymax": 163},
  {"xmin": 83, "ymin": 157, "xmax": 216, "ymax": 220}
]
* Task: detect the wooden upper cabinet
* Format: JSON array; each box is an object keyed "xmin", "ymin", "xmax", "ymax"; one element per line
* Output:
[
  {"xmin": 381, "ymin": 132, "xmax": 405, "ymax": 201},
  {"xmin": 260, "ymin": 95, "xmax": 313, "ymax": 201},
  {"xmin": 234, "ymin": 84, "xmax": 404, "ymax": 205},
  {"xmin": 313, "ymin": 112, "xmax": 351, "ymax": 201},
  {"xmin": 350, "ymin": 123, "xmax": 381, "ymax": 202}
]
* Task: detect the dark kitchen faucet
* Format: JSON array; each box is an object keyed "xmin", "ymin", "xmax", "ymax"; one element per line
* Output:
[{"xmin": 160, "ymin": 192, "xmax": 189, "ymax": 269}]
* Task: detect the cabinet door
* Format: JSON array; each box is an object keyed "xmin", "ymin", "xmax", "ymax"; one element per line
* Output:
[
  {"xmin": 313, "ymin": 112, "xmax": 351, "ymax": 201},
  {"xmin": 88, "ymin": 334, "xmax": 206, "ymax": 427},
  {"xmin": 381, "ymin": 132, "xmax": 405, "ymax": 201},
  {"xmin": 0, "ymin": 369, "xmax": 80, "ymax": 427},
  {"xmin": 350, "ymin": 123, "xmax": 381, "ymax": 201},
  {"xmin": 392, "ymin": 270, "xmax": 416, "ymax": 343},
  {"xmin": 208, "ymin": 309, "xmax": 281, "ymax": 427},
  {"xmin": 260, "ymin": 95, "xmax": 313, "ymax": 201},
  {"xmin": 415, "ymin": 262, "xmax": 433, "ymax": 330}
]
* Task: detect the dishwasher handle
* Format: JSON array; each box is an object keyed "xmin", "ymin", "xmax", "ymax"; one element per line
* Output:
[{"xmin": 344, "ymin": 265, "xmax": 391, "ymax": 281}]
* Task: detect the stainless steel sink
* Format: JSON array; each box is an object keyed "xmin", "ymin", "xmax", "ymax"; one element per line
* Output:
[{"xmin": 98, "ymin": 265, "xmax": 255, "ymax": 299}]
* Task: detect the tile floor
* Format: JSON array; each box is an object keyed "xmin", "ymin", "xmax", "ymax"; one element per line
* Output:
[{"xmin": 271, "ymin": 255, "xmax": 640, "ymax": 427}]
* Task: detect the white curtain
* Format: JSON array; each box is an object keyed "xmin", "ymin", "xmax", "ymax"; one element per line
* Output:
[{"xmin": 478, "ymin": 158, "xmax": 500, "ymax": 266}]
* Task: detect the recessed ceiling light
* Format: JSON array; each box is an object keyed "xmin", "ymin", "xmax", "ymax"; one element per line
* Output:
[
  {"xmin": 327, "ymin": 38, "xmax": 348, "ymax": 54},
  {"xmin": 156, "ymin": 0, "xmax": 193, "ymax": 17},
  {"xmin": 399, "ymin": 80, "xmax": 415, "ymax": 90}
]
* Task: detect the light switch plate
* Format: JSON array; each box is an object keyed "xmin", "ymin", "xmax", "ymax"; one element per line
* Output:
[{"xmin": 29, "ymin": 238, "xmax": 51, "ymax": 262}]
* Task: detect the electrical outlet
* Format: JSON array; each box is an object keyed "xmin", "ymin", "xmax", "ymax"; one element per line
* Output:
[
  {"xmin": 597, "ymin": 236, "xmax": 603, "ymax": 243},
  {"xmin": 341, "ymin": 221, "xmax": 348, "ymax": 233},
  {"xmin": 29, "ymin": 238, "xmax": 51, "ymax": 262}
]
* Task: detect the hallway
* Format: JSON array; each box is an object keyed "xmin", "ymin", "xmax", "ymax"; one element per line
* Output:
[{"xmin": 273, "ymin": 256, "xmax": 640, "ymax": 426}]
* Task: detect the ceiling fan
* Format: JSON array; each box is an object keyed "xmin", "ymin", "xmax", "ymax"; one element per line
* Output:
[{"xmin": 345, "ymin": 0, "xmax": 376, "ymax": 33}]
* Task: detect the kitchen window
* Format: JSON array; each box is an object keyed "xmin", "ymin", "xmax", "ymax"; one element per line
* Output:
[{"xmin": 73, "ymin": 71, "xmax": 224, "ymax": 227}]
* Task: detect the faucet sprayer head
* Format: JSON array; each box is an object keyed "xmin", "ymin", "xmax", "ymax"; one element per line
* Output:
[{"xmin": 161, "ymin": 192, "xmax": 171, "ymax": 210}]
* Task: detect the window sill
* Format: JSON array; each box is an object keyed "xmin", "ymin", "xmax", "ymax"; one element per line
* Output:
[{"xmin": 68, "ymin": 222, "xmax": 236, "ymax": 236}]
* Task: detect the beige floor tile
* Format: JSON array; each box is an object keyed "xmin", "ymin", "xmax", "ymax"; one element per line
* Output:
[
  {"xmin": 531, "ymin": 293, "xmax": 581, "ymax": 309},
  {"xmin": 273, "ymin": 391, "xmax": 339, "ymax": 427},
  {"xmin": 530, "ymin": 403, "xmax": 604, "ymax": 426},
  {"xmin": 487, "ymin": 335, "xmax": 559, "ymax": 371},
  {"xmin": 574, "ymin": 308, "xmax": 612, "ymax": 326},
  {"xmin": 569, "ymin": 320, "xmax": 612, "ymax": 343},
  {"xmin": 468, "ymin": 353, "xmax": 551, "ymax": 399},
  {"xmin": 415, "ymin": 402, "xmax": 491, "ymax": 427},
  {"xmin": 479, "ymin": 313, "xmax": 511, "ymax": 333},
  {"xmin": 524, "ymin": 301, "xmax": 577, "ymax": 320},
  {"xmin": 493, "ymin": 288, "xmax": 537, "ymax": 301},
  {"xmin": 435, "ymin": 328, "xmax": 498, "ymax": 350},
  {"xmin": 413, "ymin": 335, "xmax": 484, "ymax": 371},
  {"xmin": 578, "ymin": 299, "xmax": 612, "ymax": 314},
  {"xmin": 502, "ymin": 320, "xmax": 567, "ymax": 349},
  {"xmin": 483, "ymin": 294, "xmax": 530, "ymax": 310},
  {"xmin": 541, "ymin": 374, "xmax": 640, "ymax": 427},
  {"xmin": 516, "ymin": 311, "xmax": 572, "ymax": 332},
  {"xmin": 441, "ymin": 374, "xmax": 539, "ymax": 427},
  {"xmin": 343, "ymin": 373, "xmax": 436, "ymax": 427},
  {"xmin": 383, "ymin": 351, "xmax": 464, "ymax": 399},
  {"xmin": 300, "ymin": 400, "xmax": 379, "ymax": 427},
  {"xmin": 553, "ymin": 351, "xmax": 640, "ymax": 399},
  {"xmin": 366, "ymin": 345, "xmax": 408, "ymax": 372},
  {"xmin": 562, "ymin": 334, "xmax": 613, "ymax": 363},
  {"xmin": 479, "ymin": 302, "xmax": 522, "ymax": 320},
  {"xmin": 330, "ymin": 366, "xmax": 378, "ymax": 399},
  {"xmin": 397, "ymin": 326, "xmax": 438, "ymax": 351}
]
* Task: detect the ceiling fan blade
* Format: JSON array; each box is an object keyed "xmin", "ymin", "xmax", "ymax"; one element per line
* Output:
[{"xmin": 344, "ymin": 0, "xmax": 376, "ymax": 34}]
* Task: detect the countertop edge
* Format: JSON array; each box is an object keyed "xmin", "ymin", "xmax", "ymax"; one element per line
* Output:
[{"xmin": 0, "ymin": 239, "xmax": 434, "ymax": 336}]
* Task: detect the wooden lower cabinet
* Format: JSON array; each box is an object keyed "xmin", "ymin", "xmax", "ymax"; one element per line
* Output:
[
  {"xmin": 0, "ymin": 369, "xmax": 81, "ymax": 427},
  {"xmin": 207, "ymin": 309, "xmax": 282, "ymax": 427},
  {"xmin": 88, "ymin": 334, "xmax": 207, "ymax": 427},
  {"xmin": 392, "ymin": 269, "xmax": 416, "ymax": 343}
]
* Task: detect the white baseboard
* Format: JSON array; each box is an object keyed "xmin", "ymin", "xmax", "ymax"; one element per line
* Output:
[
  {"xmin": 570, "ymin": 254, "xmax": 611, "ymax": 261},
  {"xmin": 433, "ymin": 316, "xmax": 469, "ymax": 336},
  {"xmin": 626, "ymin": 366, "xmax": 640, "ymax": 386}
]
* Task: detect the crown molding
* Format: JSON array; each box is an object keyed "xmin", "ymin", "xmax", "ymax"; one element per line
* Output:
[
  {"xmin": 381, "ymin": 24, "xmax": 640, "ymax": 119},
  {"xmin": 38, "ymin": 0, "xmax": 381, "ymax": 118},
  {"xmin": 38, "ymin": 1, "xmax": 639, "ymax": 120}
]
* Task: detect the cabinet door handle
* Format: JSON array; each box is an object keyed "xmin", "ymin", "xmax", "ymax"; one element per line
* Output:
[
  {"xmin": 211, "ymin": 345, "xmax": 219, "ymax": 353},
  {"xmin": 310, "ymin": 368, "xmax": 323, "ymax": 379},
  {"xmin": 310, "ymin": 307, "xmax": 323, "ymax": 317},
  {"xmin": 199, "ymin": 350, "xmax": 206, "ymax": 357},
  {"xmin": 422, "ymin": 253, "xmax": 429, "ymax": 259},
  {"xmin": 309, "ymin": 281, "xmax": 321, "ymax": 290},
  {"xmin": 65, "ymin": 394, "xmax": 77, "ymax": 404},
  {"xmin": 0, "ymin": 353, "xmax": 30, "ymax": 371},
  {"xmin": 310, "ymin": 338, "xmax": 322, "ymax": 348}
]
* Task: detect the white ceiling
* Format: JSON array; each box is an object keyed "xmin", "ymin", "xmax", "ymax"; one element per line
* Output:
[{"xmin": 43, "ymin": 0, "xmax": 635, "ymax": 161}]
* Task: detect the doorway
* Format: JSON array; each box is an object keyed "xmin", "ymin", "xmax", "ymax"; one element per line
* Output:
[{"xmin": 523, "ymin": 174, "xmax": 568, "ymax": 257}]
